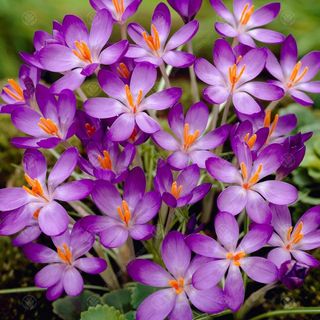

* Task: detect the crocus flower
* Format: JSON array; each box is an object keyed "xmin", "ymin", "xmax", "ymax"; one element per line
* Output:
[
  {"xmin": 153, "ymin": 103, "xmax": 230, "ymax": 169},
  {"xmin": 268, "ymin": 204, "xmax": 320, "ymax": 268},
  {"xmin": 90, "ymin": 0, "xmax": 142, "ymax": 25},
  {"xmin": 167, "ymin": 0, "xmax": 203, "ymax": 23},
  {"xmin": 186, "ymin": 212, "xmax": 278, "ymax": 311},
  {"xmin": 154, "ymin": 161, "xmax": 211, "ymax": 208},
  {"xmin": 109, "ymin": 58, "xmax": 135, "ymax": 84},
  {"xmin": 10, "ymin": 85, "xmax": 77, "ymax": 149},
  {"xmin": 266, "ymin": 35, "xmax": 320, "ymax": 106},
  {"xmin": 79, "ymin": 137, "xmax": 136, "ymax": 183},
  {"xmin": 0, "ymin": 148, "xmax": 93, "ymax": 237},
  {"xmin": 279, "ymin": 260, "xmax": 309, "ymax": 290},
  {"xmin": 81, "ymin": 167, "xmax": 161, "ymax": 248},
  {"xmin": 84, "ymin": 62, "xmax": 182, "ymax": 141},
  {"xmin": 38, "ymin": 10, "xmax": 128, "ymax": 93},
  {"xmin": 210, "ymin": 0, "xmax": 284, "ymax": 47},
  {"xmin": 126, "ymin": 3, "xmax": 199, "ymax": 68},
  {"xmin": 128, "ymin": 232, "xmax": 226, "ymax": 319},
  {"xmin": 195, "ymin": 39, "xmax": 284, "ymax": 115},
  {"xmin": 206, "ymin": 140, "xmax": 298, "ymax": 223},
  {"xmin": 23, "ymin": 222, "xmax": 107, "ymax": 300},
  {"xmin": 276, "ymin": 132, "xmax": 313, "ymax": 180},
  {"xmin": 1, "ymin": 64, "xmax": 40, "ymax": 113}
]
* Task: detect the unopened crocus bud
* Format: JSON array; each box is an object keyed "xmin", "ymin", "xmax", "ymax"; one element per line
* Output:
[
  {"xmin": 167, "ymin": 0, "xmax": 203, "ymax": 23},
  {"xmin": 279, "ymin": 260, "xmax": 309, "ymax": 290}
]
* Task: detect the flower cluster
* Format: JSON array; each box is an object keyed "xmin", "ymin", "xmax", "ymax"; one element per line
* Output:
[{"xmin": 0, "ymin": 0, "xmax": 319, "ymax": 319}]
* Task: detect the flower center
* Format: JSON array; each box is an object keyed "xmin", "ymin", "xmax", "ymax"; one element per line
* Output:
[
  {"xmin": 72, "ymin": 41, "xmax": 93, "ymax": 64},
  {"xmin": 117, "ymin": 200, "xmax": 131, "ymax": 226},
  {"xmin": 98, "ymin": 150, "xmax": 113, "ymax": 170},
  {"xmin": 264, "ymin": 111, "xmax": 279, "ymax": 143},
  {"xmin": 38, "ymin": 117, "xmax": 61, "ymax": 137},
  {"xmin": 3, "ymin": 79, "xmax": 25, "ymax": 102},
  {"xmin": 183, "ymin": 123, "xmax": 200, "ymax": 150},
  {"xmin": 112, "ymin": 0, "xmax": 125, "ymax": 16},
  {"xmin": 228, "ymin": 61, "xmax": 246, "ymax": 91},
  {"xmin": 244, "ymin": 133, "xmax": 257, "ymax": 150},
  {"xmin": 33, "ymin": 208, "xmax": 41, "ymax": 220},
  {"xmin": 129, "ymin": 127, "xmax": 139, "ymax": 143},
  {"xmin": 285, "ymin": 222, "xmax": 304, "ymax": 250},
  {"xmin": 239, "ymin": 3, "xmax": 255, "ymax": 25},
  {"xmin": 241, "ymin": 162, "xmax": 263, "ymax": 190},
  {"xmin": 287, "ymin": 61, "xmax": 308, "ymax": 89},
  {"xmin": 125, "ymin": 85, "xmax": 143, "ymax": 113},
  {"xmin": 226, "ymin": 251, "xmax": 246, "ymax": 266},
  {"xmin": 22, "ymin": 174, "xmax": 49, "ymax": 201},
  {"xmin": 142, "ymin": 24, "xmax": 161, "ymax": 54},
  {"xmin": 57, "ymin": 243, "xmax": 73, "ymax": 265},
  {"xmin": 171, "ymin": 181, "xmax": 183, "ymax": 199},
  {"xmin": 85, "ymin": 123, "xmax": 96, "ymax": 137},
  {"xmin": 117, "ymin": 63, "xmax": 131, "ymax": 79},
  {"xmin": 168, "ymin": 277, "xmax": 185, "ymax": 294}
]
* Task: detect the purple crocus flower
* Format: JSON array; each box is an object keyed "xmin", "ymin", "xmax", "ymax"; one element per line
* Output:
[
  {"xmin": 268, "ymin": 204, "xmax": 320, "ymax": 268},
  {"xmin": 167, "ymin": 0, "xmax": 203, "ymax": 23},
  {"xmin": 1, "ymin": 64, "xmax": 40, "ymax": 113},
  {"xmin": 266, "ymin": 35, "xmax": 320, "ymax": 106},
  {"xmin": 81, "ymin": 167, "xmax": 161, "ymax": 248},
  {"xmin": 210, "ymin": 0, "xmax": 284, "ymax": 47},
  {"xmin": 23, "ymin": 222, "xmax": 107, "ymax": 300},
  {"xmin": 206, "ymin": 140, "xmax": 298, "ymax": 223},
  {"xmin": 90, "ymin": 0, "xmax": 142, "ymax": 25},
  {"xmin": 0, "ymin": 148, "xmax": 93, "ymax": 237},
  {"xmin": 195, "ymin": 39, "xmax": 284, "ymax": 115},
  {"xmin": 153, "ymin": 103, "xmax": 230, "ymax": 169},
  {"xmin": 38, "ymin": 10, "xmax": 128, "ymax": 93},
  {"xmin": 84, "ymin": 62, "xmax": 182, "ymax": 141},
  {"xmin": 79, "ymin": 137, "xmax": 136, "ymax": 183},
  {"xmin": 128, "ymin": 232, "xmax": 226, "ymax": 319},
  {"xmin": 186, "ymin": 212, "xmax": 278, "ymax": 311},
  {"xmin": 154, "ymin": 161, "xmax": 211, "ymax": 208},
  {"xmin": 126, "ymin": 3, "xmax": 199, "ymax": 68},
  {"xmin": 109, "ymin": 58, "xmax": 135, "ymax": 84},
  {"xmin": 10, "ymin": 85, "xmax": 77, "ymax": 149},
  {"xmin": 279, "ymin": 260, "xmax": 309, "ymax": 290}
]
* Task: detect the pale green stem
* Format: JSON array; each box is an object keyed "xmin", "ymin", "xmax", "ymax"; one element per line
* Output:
[
  {"xmin": 220, "ymin": 97, "xmax": 232, "ymax": 126},
  {"xmin": 120, "ymin": 22, "xmax": 127, "ymax": 40},
  {"xmin": 187, "ymin": 41, "xmax": 200, "ymax": 102},
  {"xmin": 76, "ymin": 88, "xmax": 88, "ymax": 102},
  {"xmin": 164, "ymin": 207, "xmax": 175, "ymax": 234},
  {"xmin": 159, "ymin": 63, "xmax": 171, "ymax": 88},
  {"xmin": 249, "ymin": 307, "xmax": 320, "ymax": 320},
  {"xmin": 266, "ymin": 99, "xmax": 281, "ymax": 112}
]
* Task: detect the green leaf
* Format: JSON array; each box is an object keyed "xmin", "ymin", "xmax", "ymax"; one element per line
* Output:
[
  {"xmin": 249, "ymin": 307, "xmax": 320, "ymax": 320},
  {"xmin": 53, "ymin": 290, "xmax": 102, "ymax": 320},
  {"xmin": 131, "ymin": 284, "xmax": 158, "ymax": 309},
  {"xmin": 101, "ymin": 288, "xmax": 132, "ymax": 313},
  {"xmin": 80, "ymin": 305, "xmax": 125, "ymax": 320},
  {"xmin": 124, "ymin": 311, "xmax": 136, "ymax": 320}
]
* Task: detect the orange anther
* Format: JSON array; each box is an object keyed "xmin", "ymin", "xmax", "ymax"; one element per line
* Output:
[
  {"xmin": 3, "ymin": 79, "xmax": 24, "ymax": 102},
  {"xmin": 38, "ymin": 117, "xmax": 60, "ymax": 137},
  {"xmin": 240, "ymin": 3, "xmax": 255, "ymax": 25},
  {"xmin": 85, "ymin": 123, "xmax": 96, "ymax": 137},
  {"xmin": 244, "ymin": 133, "xmax": 257, "ymax": 149},
  {"xmin": 226, "ymin": 251, "xmax": 246, "ymax": 266},
  {"xmin": 171, "ymin": 181, "xmax": 183, "ymax": 199},
  {"xmin": 168, "ymin": 277, "xmax": 184, "ymax": 294},
  {"xmin": 98, "ymin": 150, "xmax": 113, "ymax": 170},
  {"xmin": 142, "ymin": 24, "xmax": 161, "ymax": 53},
  {"xmin": 117, "ymin": 200, "xmax": 131, "ymax": 225},
  {"xmin": 287, "ymin": 61, "xmax": 309, "ymax": 88},
  {"xmin": 112, "ymin": 0, "xmax": 125, "ymax": 15},
  {"xmin": 23, "ymin": 174, "xmax": 49, "ymax": 201},
  {"xmin": 228, "ymin": 64, "xmax": 246, "ymax": 91},
  {"xmin": 72, "ymin": 41, "xmax": 93, "ymax": 64},
  {"xmin": 117, "ymin": 63, "xmax": 131, "ymax": 79},
  {"xmin": 57, "ymin": 243, "xmax": 73, "ymax": 265},
  {"xmin": 125, "ymin": 85, "xmax": 142, "ymax": 113},
  {"xmin": 183, "ymin": 123, "xmax": 200, "ymax": 150}
]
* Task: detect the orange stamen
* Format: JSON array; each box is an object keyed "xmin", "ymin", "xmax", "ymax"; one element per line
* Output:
[
  {"xmin": 142, "ymin": 24, "xmax": 161, "ymax": 53},
  {"xmin": 242, "ymin": 164, "xmax": 263, "ymax": 189},
  {"xmin": 125, "ymin": 85, "xmax": 142, "ymax": 113},
  {"xmin": 129, "ymin": 127, "xmax": 139, "ymax": 142},
  {"xmin": 57, "ymin": 243, "xmax": 73, "ymax": 265},
  {"xmin": 226, "ymin": 251, "xmax": 246, "ymax": 266},
  {"xmin": 38, "ymin": 117, "xmax": 60, "ymax": 137},
  {"xmin": 244, "ymin": 133, "xmax": 257, "ymax": 149},
  {"xmin": 112, "ymin": 0, "xmax": 125, "ymax": 15},
  {"xmin": 168, "ymin": 277, "xmax": 184, "ymax": 294},
  {"xmin": 171, "ymin": 181, "xmax": 182, "ymax": 199},
  {"xmin": 286, "ymin": 222, "xmax": 304, "ymax": 250},
  {"xmin": 183, "ymin": 123, "xmax": 200, "ymax": 150},
  {"xmin": 3, "ymin": 79, "xmax": 24, "ymax": 102},
  {"xmin": 264, "ymin": 111, "xmax": 279, "ymax": 142},
  {"xmin": 33, "ymin": 208, "xmax": 41, "ymax": 220},
  {"xmin": 287, "ymin": 62, "xmax": 309, "ymax": 88},
  {"xmin": 117, "ymin": 63, "xmax": 131, "ymax": 79},
  {"xmin": 98, "ymin": 150, "xmax": 113, "ymax": 170},
  {"xmin": 117, "ymin": 200, "xmax": 131, "ymax": 225},
  {"xmin": 248, "ymin": 164, "xmax": 263, "ymax": 185},
  {"xmin": 72, "ymin": 41, "xmax": 93, "ymax": 64},
  {"xmin": 85, "ymin": 123, "xmax": 96, "ymax": 138},
  {"xmin": 240, "ymin": 162, "xmax": 248, "ymax": 180},
  {"xmin": 239, "ymin": 4, "xmax": 255, "ymax": 25},
  {"xmin": 228, "ymin": 64, "xmax": 246, "ymax": 91},
  {"xmin": 23, "ymin": 174, "xmax": 48, "ymax": 201}
]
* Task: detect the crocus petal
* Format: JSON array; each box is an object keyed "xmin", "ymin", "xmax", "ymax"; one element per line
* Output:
[
  {"xmin": 57, "ymin": 89, "xmax": 77, "ymax": 130},
  {"xmin": 215, "ymin": 22, "xmax": 237, "ymax": 37},
  {"xmin": 210, "ymin": 0, "xmax": 235, "ymax": 24},
  {"xmin": 54, "ymin": 180, "xmax": 93, "ymax": 201},
  {"xmin": 38, "ymin": 201, "xmax": 69, "ymax": 236},
  {"xmin": 152, "ymin": 3, "xmax": 171, "ymax": 45},
  {"xmin": 62, "ymin": 15, "xmax": 89, "ymax": 47},
  {"xmin": 240, "ymin": 82, "xmax": 284, "ymax": 101},
  {"xmin": 275, "ymin": 114, "xmax": 297, "ymax": 136},
  {"xmin": 280, "ymin": 35, "xmax": 298, "ymax": 77},
  {"xmin": 224, "ymin": 264, "xmax": 244, "ymax": 312},
  {"xmin": 46, "ymin": 280, "xmax": 64, "ymax": 301},
  {"xmin": 242, "ymin": 257, "xmax": 278, "ymax": 283},
  {"xmin": 169, "ymin": 294, "xmax": 192, "ymax": 320},
  {"xmin": 74, "ymin": 257, "xmax": 107, "ymax": 274},
  {"xmin": 238, "ymin": 224, "xmax": 273, "ymax": 254},
  {"xmin": 99, "ymin": 40, "xmax": 129, "ymax": 65},
  {"xmin": 35, "ymin": 264, "xmax": 65, "ymax": 288},
  {"xmin": 136, "ymin": 289, "xmax": 176, "ymax": 320},
  {"xmin": 168, "ymin": 151, "xmax": 190, "ymax": 170},
  {"xmin": 166, "ymin": 20, "xmax": 199, "ymax": 51},
  {"xmin": 127, "ymin": 259, "xmax": 173, "ymax": 287},
  {"xmin": 194, "ymin": 58, "xmax": 224, "ymax": 86},
  {"xmin": 246, "ymin": 190, "xmax": 272, "ymax": 224},
  {"xmin": 185, "ymin": 234, "xmax": 226, "ymax": 259},
  {"xmin": 192, "ymin": 260, "xmax": 229, "ymax": 290},
  {"xmin": 51, "ymin": 69, "xmax": 86, "ymax": 93},
  {"xmin": 185, "ymin": 102, "xmax": 209, "ymax": 134},
  {"xmin": 268, "ymin": 248, "xmax": 291, "ymax": 268},
  {"xmin": 217, "ymin": 186, "xmax": 248, "ymax": 215},
  {"xmin": 153, "ymin": 130, "xmax": 179, "ymax": 151},
  {"xmin": 194, "ymin": 123, "xmax": 230, "ymax": 149},
  {"xmin": 161, "ymin": 231, "xmax": 191, "ymax": 279},
  {"xmin": 176, "ymin": 164, "xmax": 199, "ymax": 195},
  {"xmin": 253, "ymin": 181, "xmax": 298, "ymax": 205},
  {"xmin": 249, "ymin": 29, "xmax": 285, "ymax": 44},
  {"xmin": 127, "ymin": 23, "xmax": 149, "ymax": 50},
  {"xmin": 0, "ymin": 188, "xmax": 30, "ymax": 211},
  {"xmin": 100, "ymin": 226, "xmax": 128, "ymax": 248},
  {"xmin": 250, "ymin": 3, "xmax": 281, "ymax": 27},
  {"xmin": 213, "ymin": 39, "xmax": 236, "ymax": 75},
  {"xmin": 84, "ymin": 98, "xmax": 126, "ymax": 118},
  {"xmin": 136, "ymin": 112, "xmax": 160, "ymax": 134},
  {"xmin": 163, "ymin": 51, "xmax": 195, "ymax": 68},
  {"xmin": 98, "ymin": 69, "xmax": 126, "ymax": 100},
  {"xmin": 299, "ymin": 51, "xmax": 320, "ymax": 82},
  {"xmin": 291, "ymin": 250, "xmax": 320, "ymax": 267},
  {"xmin": 168, "ymin": 103, "xmax": 184, "ymax": 139},
  {"xmin": 296, "ymin": 81, "xmax": 320, "ymax": 94},
  {"xmin": 206, "ymin": 157, "xmax": 242, "ymax": 184},
  {"xmin": 266, "ymin": 50, "xmax": 285, "ymax": 82},
  {"xmin": 12, "ymin": 225, "xmax": 42, "ymax": 246},
  {"xmin": 189, "ymin": 151, "xmax": 215, "ymax": 169},
  {"xmin": 233, "ymin": 91, "xmax": 262, "ymax": 115},
  {"xmin": 23, "ymin": 149, "xmax": 47, "ymax": 182},
  {"xmin": 270, "ymin": 204, "xmax": 292, "ymax": 237},
  {"xmin": 109, "ymin": 113, "xmax": 135, "ymax": 141},
  {"xmin": 290, "ymin": 89, "xmax": 313, "ymax": 106},
  {"xmin": 189, "ymin": 183, "xmax": 211, "ymax": 205},
  {"xmin": 130, "ymin": 224, "xmax": 155, "ymax": 241},
  {"xmin": 23, "ymin": 243, "xmax": 59, "ymax": 263},
  {"xmin": 203, "ymin": 86, "xmax": 229, "ymax": 105},
  {"xmin": 233, "ymin": 0, "xmax": 253, "ymax": 20},
  {"xmin": 215, "ymin": 212, "xmax": 239, "ymax": 251},
  {"xmin": 11, "ymin": 108, "xmax": 43, "ymax": 136},
  {"xmin": 297, "ymin": 206, "xmax": 320, "ymax": 234},
  {"xmin": 134, "ymin": 191, "xmax": 161, "ymax": 224},
  {"xmin": 130, "ymin": 62, "xmax": 157, "ymax": 96},
  {"xmin": 63, "ymin": 268, "xmax": 84, "ymax": 296}
]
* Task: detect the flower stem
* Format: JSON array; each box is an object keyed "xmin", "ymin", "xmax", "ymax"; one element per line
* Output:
[
  {"xmin": 249, "ymin": 307, "xmax": 320, "ymax": 320},
  {"xmin": 209, "ymin": 104, "xmax": 220, "ymax": 130},
  {"xmin": 220, "ymin": 97, "xmax": 232, "ymax": 126},
  {"xmin": 159, "ymin": 63, "xmax": 171, "ymax": 88},
  {"xmin": 118, "ymin": 237, "xmax": 136, "ymax": 270},
  {"xmin": 164, "ymin": 207, "xmax": 175, "ymax": 234},
  {"xmin": 266, "ymin": 99, "xmax": 281, "ymax": 112},
  {"xmin": 120, "ymin": 23, "xmax": 127, "ymax": 40},
  {"xmin": 187, "ymin": 41, "xmax": 200, "ymax": 103},
  {"xmin": 76, "ymin": 88, "xmax": 88, "ymax": 102}
]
